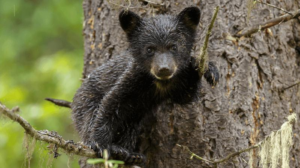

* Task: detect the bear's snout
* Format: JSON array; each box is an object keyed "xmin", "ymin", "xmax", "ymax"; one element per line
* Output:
[
  {"xmin": 150, "ymin": 53, "xmax": 177, "ymax": 80},
  {"xmin": 156, "ymin": 67, "xmax": 174, "ymax": 80}
]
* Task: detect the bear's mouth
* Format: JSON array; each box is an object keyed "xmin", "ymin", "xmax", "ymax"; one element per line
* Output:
[
  {"xmin": 152, "ymin": 73, "xmax": 174, "ymax": 80},
  {"xmin": 150, "ymin": 67, "xmax": 177, "ymax": 81}
]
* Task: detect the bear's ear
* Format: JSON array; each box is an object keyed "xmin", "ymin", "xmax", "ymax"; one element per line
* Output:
[
  {"xmin": 119, "ymin": 10, "xmax": 141, "ymax": 34},
  {"xmin": 177, "ymin": 7, "xmax": 201, "ymax": 30}
]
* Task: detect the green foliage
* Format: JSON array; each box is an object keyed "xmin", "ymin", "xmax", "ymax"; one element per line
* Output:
[
  {"xmin": 0, "ymin": 0, "xmax": 83, "ymax": 167},
  {"xmin": 87, "ymin": 150, "xmax": 124, "ymax": 168},
  {"xmin": 87, "ymin": 159, "xmax": 124, "ymax": 166}
]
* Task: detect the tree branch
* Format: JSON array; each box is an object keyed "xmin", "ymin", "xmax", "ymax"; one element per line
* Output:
[
  {"xmin": 0, "ymin": 103, "xmax": 97, "ymax": 158},
  {"xmin": 234, "ymin": 9, "xmax": 300, "ymax": 38},
  {"xmin": 45, "ymin": 98, "xmax": 72, "ymax": 108}
]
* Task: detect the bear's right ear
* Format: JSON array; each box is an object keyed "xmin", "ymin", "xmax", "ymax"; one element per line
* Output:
[
  {"xmin": 119, "ymin": 10, "xmax": 141, "ymax": 34},
  {"xmin": 177, "ymin": 7, "xmax": 201, "ymax": 31}
]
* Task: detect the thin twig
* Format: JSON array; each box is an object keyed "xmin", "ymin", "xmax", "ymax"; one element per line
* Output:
[
  {"xmin": 176, "ymin": 144, "xmax": 214, "ymax": 163},
  {"xmin": 234, "ymin": 9, "xmax": 300, "ymax": 38},
  {"xmin": 0, "ymin": 103, "xmax": 97, "ymax": 158},
  {"xmin": 197, "ymin": 6, "xmax": 219, "ymax": 77},
  {"xmin": 256, "ymin": 0, "xmax": 293, "ymax": 15},
  {"xmin": 177, "ymin": 114, "xmax": 297, "ymax": 165},
  {"xmin": 177, "ymin": 144, "xmax": 259, "ymax": 165},
  {"xmin": 213, "ymin": 145, "xmax": 259, "ymax": 164},
  {"xmin": 45, "ymin": 98, "xmax": 72, "ymax": 108},
  {"xmin": 139, "ymin": 0, "xmax": 164, "ymax": 6},
  {"xmin": 281, "ymin": 81, "xmax": 300, "ymax": 92}
]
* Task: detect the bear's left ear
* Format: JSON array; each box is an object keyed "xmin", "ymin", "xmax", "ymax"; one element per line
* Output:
[
  {"xmin": 119, "ymin": 10, "xmax": 141, "ymax": 34},
  {"xmin": 177, "ymin": 7, "xmax": 201, "ymax": 31}
]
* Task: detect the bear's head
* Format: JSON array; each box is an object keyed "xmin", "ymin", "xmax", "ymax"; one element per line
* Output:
[{"xmin": 119, "ymin": 7, "xmax": 200, "ymax": 81}]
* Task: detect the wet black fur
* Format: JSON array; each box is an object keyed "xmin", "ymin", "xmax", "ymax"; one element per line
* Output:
[{"xmin": 71, "ymin": 7, "xmax": 219, "ymax": 165}]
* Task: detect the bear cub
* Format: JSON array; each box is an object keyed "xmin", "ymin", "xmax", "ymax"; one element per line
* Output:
[{"xmin": 72, "ymin": 7, "xmax": 219, "ymax": 165}]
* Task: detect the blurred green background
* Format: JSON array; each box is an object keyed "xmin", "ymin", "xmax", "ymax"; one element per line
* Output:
[{"xmin": 0, "ymin": 0, "xmax": 84, "ymax": 167}]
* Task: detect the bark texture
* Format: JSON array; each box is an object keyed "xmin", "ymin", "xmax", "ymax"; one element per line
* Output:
[{"xmin": 80, "ymin": 0, "xmax": 300, "ymax": 167}]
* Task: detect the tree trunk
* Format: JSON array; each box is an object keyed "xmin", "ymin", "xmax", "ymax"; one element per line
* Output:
[{"xmin": 80, "ymin": 0, "xmax": 300, "ymax": 167}]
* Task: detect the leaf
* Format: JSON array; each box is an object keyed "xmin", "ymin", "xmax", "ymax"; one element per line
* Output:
[
  {"xmin": 87, "ymin": 158, "xmax": 105, "ymax": 164},
  {"xmin": 108, "ymin": 160, "xmax": 125, "ymax": 164}
]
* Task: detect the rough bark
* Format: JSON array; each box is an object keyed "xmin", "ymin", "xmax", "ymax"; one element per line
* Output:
[{"xmin": 80, "ymin": 0, "xmax": 300, "ymax": 167}]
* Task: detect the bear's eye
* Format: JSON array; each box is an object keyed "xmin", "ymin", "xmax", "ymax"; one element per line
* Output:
[
  {"xmin": 170, "ymin": 45, "xmax": 177, "ymax": 52},
  {"xmin": 146, "ymin": 47, "xmax": 155, "ymax": 55}
]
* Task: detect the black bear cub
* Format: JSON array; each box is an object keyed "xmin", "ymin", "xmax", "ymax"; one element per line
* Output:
[{"xmin": 72, "ymin": 7, "xmax": 219, "ymax": 165}]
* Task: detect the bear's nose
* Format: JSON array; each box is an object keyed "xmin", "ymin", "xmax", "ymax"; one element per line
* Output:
[{"xmin": 157, "ymin": 67, "xmax": 173, "ymax": 79}]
